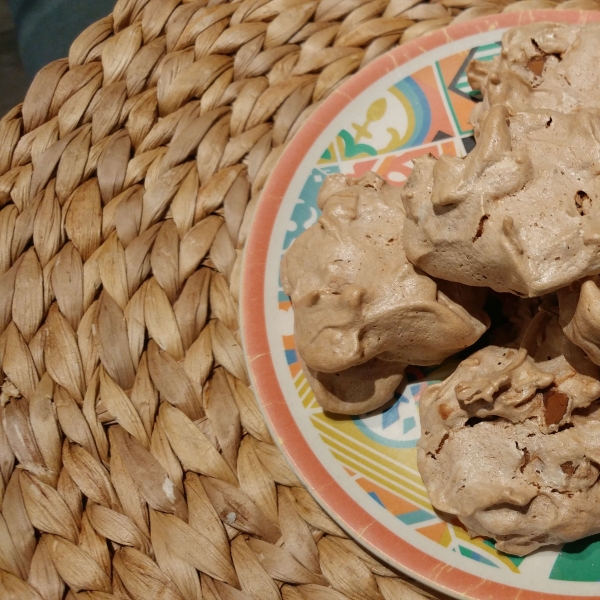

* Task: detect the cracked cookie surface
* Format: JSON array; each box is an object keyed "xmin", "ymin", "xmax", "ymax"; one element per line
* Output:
[
  {"xmin": 418, "ymin": 313, "xmax": 600, "ymax": 555},
  {"xmin": 403, "ymin": 23, "xmax": 600, "ymax": 297},
  {"xmin": 281, "ymin": 172, "xmax": 488, "ymax": 414}
]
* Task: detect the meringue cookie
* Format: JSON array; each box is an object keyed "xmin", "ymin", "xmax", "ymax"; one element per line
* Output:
[
  {"xmin": 418, "ymin": 312, "xmax": 600, "ymax": 556},
  {"xmin": 299, "ymin": 356, "xmax": 405, "ymax": 415},
  {"xmin": 468, "ymin": 23, "xmax": 600, "ymax": 135},
  {"xmin": 558, "ymin": 277, "xmax": 600, "ymax": 367},
  {"xmin": 402, "ymin": 104, "xmax": 600, "ymax": 296},
  {"xmin": 403, "ymin": 23, "xmax": 600, "ymax": 297},
  {"xmin": 281, "ymin": 172, "xmax": 488, "ymax": 414}
]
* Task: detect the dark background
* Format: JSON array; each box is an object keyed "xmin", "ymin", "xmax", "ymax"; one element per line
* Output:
[
  {"xmin": 0, "ymin": 0, "xmax": 114, "ymax": 117},
  {"xmin": 0, "ymin": 0, "xmax": 28, "ymax": 117}
]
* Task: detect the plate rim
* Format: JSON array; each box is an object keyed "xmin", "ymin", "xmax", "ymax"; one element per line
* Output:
[{"xmin": 240, "ymin": 10, "xmax": 600, "ymax": 599}]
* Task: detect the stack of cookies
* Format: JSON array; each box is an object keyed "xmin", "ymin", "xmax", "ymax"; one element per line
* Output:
[{"xmin": 283, "ymin": 22, "xmax": 600, "ymax": 555}]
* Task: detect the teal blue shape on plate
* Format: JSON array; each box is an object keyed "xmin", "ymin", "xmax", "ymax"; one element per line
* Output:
[
  {"xmin": 282, "ymin": 165, "xmax": 340, "ymax": 250},
  {"xmin": 381, "ymin": 396, "xmax": 407, "ymax": 429},
  {"xmin": 403, "ymin": 416, "xmax": 416, "ymax": 434},
  {"xmin": 390, "ymin": 76, "xmax": 431, "ymax": 150},
  {"xmin": 473, "ymin": 42, "xmax": 501, "ymax": 62},
  {"xmin": 397, "ymin": 509, "xmax": 436, "ymax": 525},
  {"xmin": 353, "ymin": 382, "xmax": 424, "ymax": 449},
  {"xmin": 550, "ymin": 534, "xmax": 600, "ymax": 581},
  {"xmin": 337, "ymin": 129, "xmax": 378, "ymax": 158},
  {"xmin": 368, "ymin": 491, "xmax": 384, "ymax": 506},
  {"xmin": 458, "ymin": 545, "xmax": 499, "ymax": 568},
  {"xmin": 368, "ymin": 492, "xmax": 435, "ymax": 526}
]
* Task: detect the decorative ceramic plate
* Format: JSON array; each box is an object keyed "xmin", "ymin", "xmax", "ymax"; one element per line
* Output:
[{"xmin": 241, "ymin": 10, "xmax": 600, "ymax": 599}]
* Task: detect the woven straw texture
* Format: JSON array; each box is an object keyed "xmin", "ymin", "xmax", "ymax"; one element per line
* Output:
[{"xmin": 0, "ymin": 1, "xmax": 598, "ymax": 599}]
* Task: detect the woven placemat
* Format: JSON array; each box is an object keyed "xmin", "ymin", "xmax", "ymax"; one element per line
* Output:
[{"xmin": 0, "ymin": 1, "xmax": 598, "ymax": 599}]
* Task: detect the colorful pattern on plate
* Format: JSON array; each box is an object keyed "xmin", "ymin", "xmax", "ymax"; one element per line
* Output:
[
  {"xmin": 242, "ymin": 13, "xmax": 600, "ymax": 599},
  {"xmin": 277, "ymin": 38, "xmax": 600, "ymax": 583}
]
